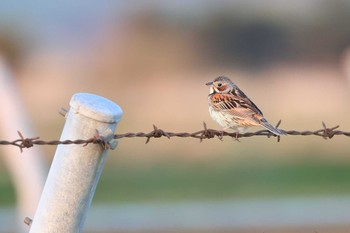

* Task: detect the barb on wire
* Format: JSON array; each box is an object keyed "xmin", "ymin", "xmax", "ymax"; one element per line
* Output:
[{"xmin": 0, "ymin": 121, "xmax": 349, "ymax": 152}]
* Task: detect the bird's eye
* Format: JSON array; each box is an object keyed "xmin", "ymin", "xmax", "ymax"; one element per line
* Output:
[{"xmin": 217, "ymin": 83, "xmax": 222, "ymax": 87}]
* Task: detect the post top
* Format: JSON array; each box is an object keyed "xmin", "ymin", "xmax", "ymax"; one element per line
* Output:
[{"xmin": 70, "ymin": 93, "xmax": 123, "ymax": 123}]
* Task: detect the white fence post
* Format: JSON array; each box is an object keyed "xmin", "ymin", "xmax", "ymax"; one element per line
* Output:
[{"xmin": 29, "ymin": 93, "xmax": 123, "ymax": 233}]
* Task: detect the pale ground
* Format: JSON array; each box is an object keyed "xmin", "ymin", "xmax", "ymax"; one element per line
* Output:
[
  {"xmin": 2, "ymin": 196, "xmax": 350, "ymax": 233},
  {"xmin": 13, "ymin": 51, "xmax": 350, "ymax": 164}
]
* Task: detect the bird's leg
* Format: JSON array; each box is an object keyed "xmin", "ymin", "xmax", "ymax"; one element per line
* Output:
[
  {"xmin": 234, "ymin": 127, "xmax": 245, "ymax": 142},
  {"xmin": 217, "ymin": 130, "xmax": 225, "ymax": 140},
  {"xmin": 234, "ymin": 132, "xmax": 241, "ymax": 142},
  {"xmin": 217, "ymin": 127, "xmax": 231, "ymax": 140}
]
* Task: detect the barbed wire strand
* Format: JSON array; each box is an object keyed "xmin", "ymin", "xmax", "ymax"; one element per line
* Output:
[{"xmin": 1, "ymin": 121, "xmax": 349, "ymax": 152}]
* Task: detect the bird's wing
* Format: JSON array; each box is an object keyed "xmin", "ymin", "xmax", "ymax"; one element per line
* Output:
[{"xmin": 210, "ymin": 92, "xmax": 264, "ymax": 124}]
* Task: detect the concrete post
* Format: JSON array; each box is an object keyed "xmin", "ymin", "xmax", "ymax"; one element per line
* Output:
[{"xmin": 29, "ymin": 93, "xmax": 123, "ymax": 233}]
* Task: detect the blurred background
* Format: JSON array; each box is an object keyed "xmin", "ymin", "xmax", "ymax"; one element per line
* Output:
[{"xmin": 1, "ymin": 0, "xmax": 350, "ymax": 232}]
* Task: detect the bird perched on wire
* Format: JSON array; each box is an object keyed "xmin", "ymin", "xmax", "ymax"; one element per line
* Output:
[{"xmin": 206, "ymin": 76, "xmax": 286, "ymax": 137}]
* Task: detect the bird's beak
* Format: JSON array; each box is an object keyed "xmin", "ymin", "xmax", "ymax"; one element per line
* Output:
[{"xmin": 206, "ymin": 81, "xmax": 213, "ymax": 86}]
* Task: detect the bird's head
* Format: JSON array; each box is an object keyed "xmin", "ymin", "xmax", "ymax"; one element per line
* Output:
[{"xmin": 206, "ymin": 76, "xmax": 234, "ymax": 94}]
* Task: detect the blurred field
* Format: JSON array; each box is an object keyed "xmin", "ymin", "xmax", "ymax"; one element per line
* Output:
[
  {"xmin": 2, "ymin": 156, "xmax": 350, "ymax": 205},
  {"xmin": 14, "ymin": 62, "xmax": 350, "ymax": 160}
]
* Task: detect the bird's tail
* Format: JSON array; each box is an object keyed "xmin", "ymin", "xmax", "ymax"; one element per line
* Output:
[{"xmin": 260, "ymin": 119, "xmax": 287, "ymax": 136}]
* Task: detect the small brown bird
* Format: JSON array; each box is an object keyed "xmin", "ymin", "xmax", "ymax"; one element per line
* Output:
[{"xmin": 206, "ymin": 76, "xmax": 285, "ymax": 136}]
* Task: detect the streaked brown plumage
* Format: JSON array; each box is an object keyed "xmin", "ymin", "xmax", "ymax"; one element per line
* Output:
[{"xmin": 206, "ymin": 76, "xmax": 285, "ymax": 136}]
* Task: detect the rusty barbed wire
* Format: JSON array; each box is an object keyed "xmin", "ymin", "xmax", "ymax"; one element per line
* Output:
[{"xmin": 0, "ymin": 121, "xmax": 349, "ymax": 152}]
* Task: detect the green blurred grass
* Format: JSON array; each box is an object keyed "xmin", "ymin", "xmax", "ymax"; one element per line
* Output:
[
  {"xmin": 0, "ymin": 171, "xmax": 15, "ymax": 205},
  {"xmin": 95, "ymin": 157, "xmax": 350, "ymax": 203},
  {"xmin": 1, "ymin": 157, "xmax": 350, "ymax": 206}
]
